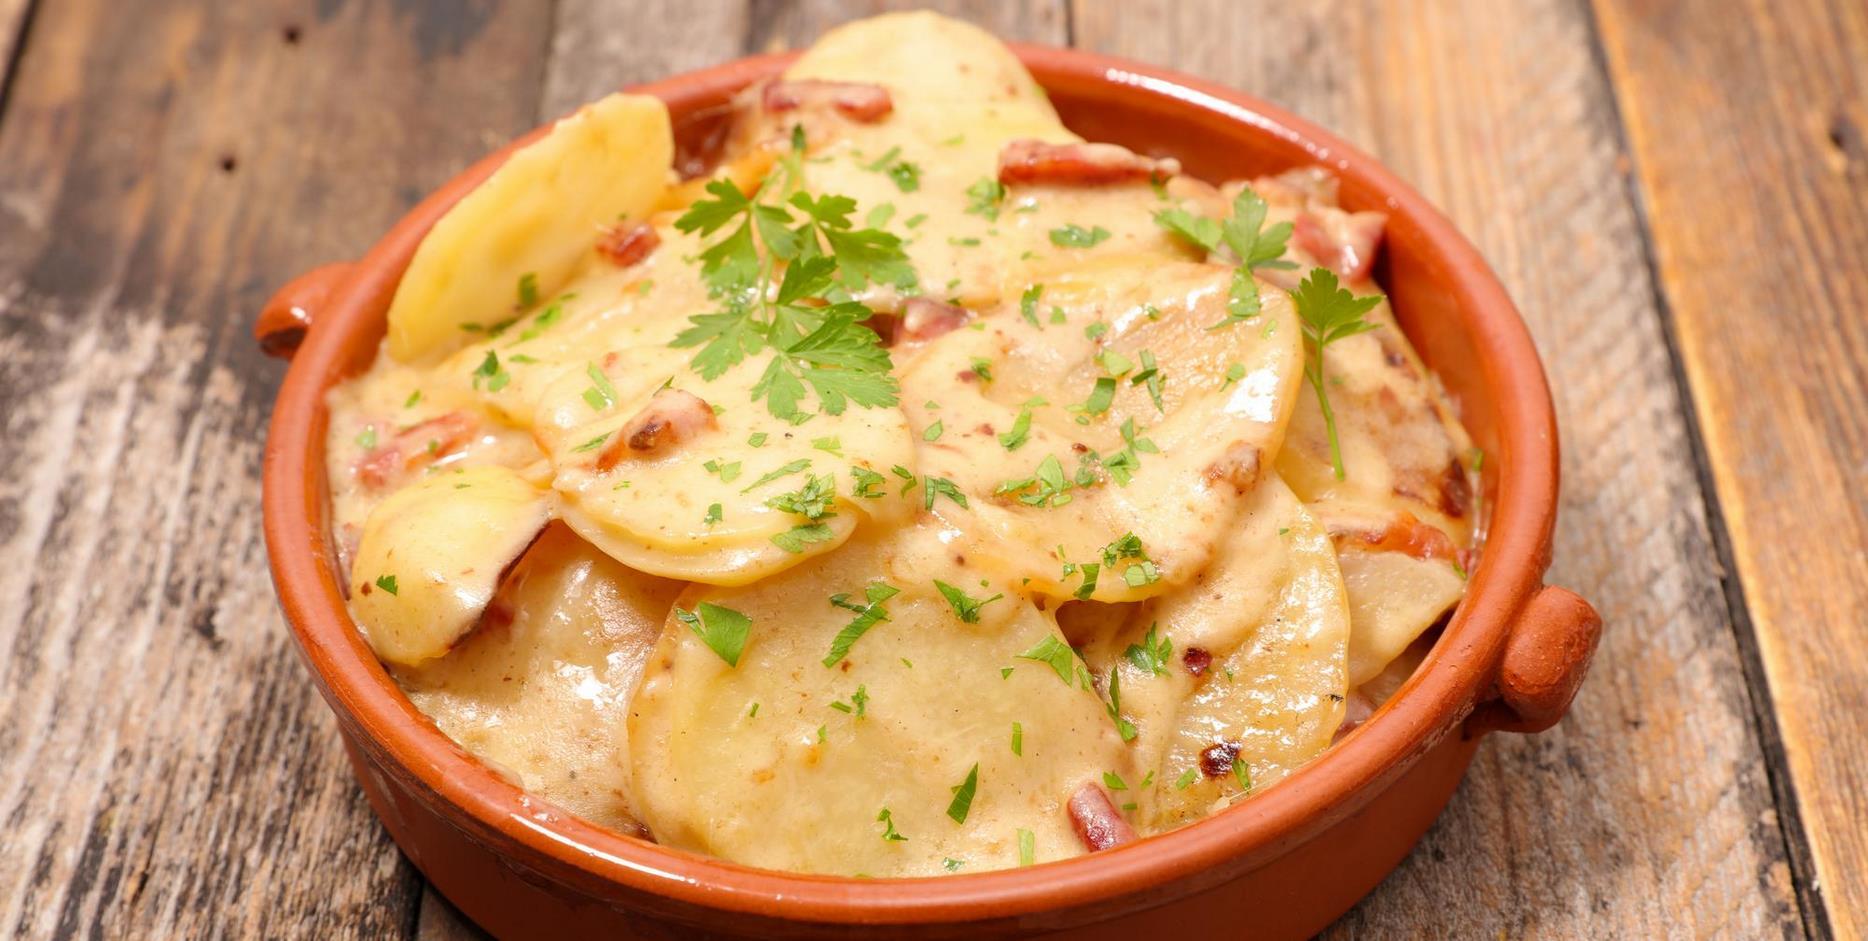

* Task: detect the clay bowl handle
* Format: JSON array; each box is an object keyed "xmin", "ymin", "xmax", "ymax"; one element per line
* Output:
[
  {"xmin": 1469, "ymin": 585, "xmax": 1603, "ymax": 734},
  {"xmin": 256, "ymin": 262, "xmax": 354, "ymax": 358}
]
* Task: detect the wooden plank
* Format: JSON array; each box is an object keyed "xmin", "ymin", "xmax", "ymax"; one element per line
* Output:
[
  {"xmin": 0, "ymin": 0, "xmax": 553, "ymax": 937},
  {"xmin": 1591, "ymin": 0, "xmax": 1868, "ymax": 936},
  {"xmin": 1071, "ymin": 1, "xmax": 1807, "ymax": 937},
  {"xmin": 0, "ymin": 0, "xmax": 33, "ymax": 106}
]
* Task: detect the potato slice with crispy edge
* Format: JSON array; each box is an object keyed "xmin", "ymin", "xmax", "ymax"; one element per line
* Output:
[
  {"xmin": 626, "ymin": 525, "xmax": 1136, "ymax": 875},
  {"xmin": 349, "ymin": 465, "xmax": 550, "ymax": 667},
  {"xmin": 386, "ymin": 94, "xmax": 674, "ymax": 363}
]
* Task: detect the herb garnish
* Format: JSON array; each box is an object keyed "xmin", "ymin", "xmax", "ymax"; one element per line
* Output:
[
  {"xmin": 1049, "ymin": 224, "xmax": 1111, "ymax": 248},
  {"xmin": 1292, "ymin": 268, "xmax": 1381, "ymax": 479},
  {"xmin": 670, "ymin": 147, "xmax": 914, "ymax": 420},
  {"xmin": 374, "ymin": 574, "xmax": 398, "ymax": 596},
  {"xmin": 1016, "ymin": 635, "xmax": 1077, "ymax": 684},
  {"xmin": 1124, "ymin": 623, "xmax": 1172, "ymax": 676},
  {"xmin": 822, "ymin": 582, "xmax": 901, "ymax": 666},
  {"xmin": 675, "ymin": 601, "xmax": 752, "ymax": 667},
  {"xmin": 1155, "ymin": 187, "xmax": 1296, "ymax": 330},
  {"xmin": 876, "ymin": 807, "xmax": 908, "ymax": 842},
  {"xmin": 965, "ymin": 177, "xmax": 1006, "ymax": 220},
  {"xmin": 947, "ymin": 763, "xmax": 980, "ymax": 824},
  {"xmin": 934, "ymin": 580, "xmax": 1002, "ymax": 623}
]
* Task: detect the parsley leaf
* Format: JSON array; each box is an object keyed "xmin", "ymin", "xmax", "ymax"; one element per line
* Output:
[
  {"xmin": 934, "ymin": 580, "xmax": 1002, "ymax": 623},
  {"xmin": 374, "ymin": 574, "xmax": 398, "ymax": 596},
  {"xmin": 1124, "ymin": 623, "xmax": 1173, "ymax": 676},
  {"xmin": 675, "ymin": 602, "xmax": 753, "ymax": 667},
  {"xmin": 822, "ymin": 582, "xmax": 901, "ymax": 666},
  {"xmin": 1049, "ymin": 224, "xmax": 1111, "ymax": 248},
  {"xmin": 772, "ymin": 523, "xmax": 837, "ymax": 554},
  {"xmin": 877, "ymin": 807, "xmax": 908, "ymax": 842},
  {"xmin": 922, "ymin": 475, "xmax": 968, "ymax": 510},
  {"xmin": 1292, "ymin": 268, "xmax": 1382, "ymax": 479},
  {"xmin": 1104, "ymin": 668, "xmax": 1138, "ymax": 742},
  {"xmin": 1016, "ymin": 634, "xmax": 1077, "ymax": 684},
  {"xmin": 965, "ymin": 177, "xmax": 1006, "ymax": 220},
  {"xmin": 999, "ymin": 407, "xmax": 1033, "ymax": 451},
  {"xmin": 1206, "ymin": 186, "xmax": 1299, "ymax": 330},
  {"xmin": 946, "ymin": 763, "xmax": 980, "ymax": 824}
]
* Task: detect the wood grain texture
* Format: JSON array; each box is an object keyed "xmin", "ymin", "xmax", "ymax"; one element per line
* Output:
[
  {"xmin": 1591, "ymin": 0, "xmax": 1868, "ymax": 936},
  {"xmin": 1072, "ymin": 0, "xmax": 1808, "ymax": 937},
  {"xmin": 0, "ymin": 0, "xmax": 553, "ymax": 937}
]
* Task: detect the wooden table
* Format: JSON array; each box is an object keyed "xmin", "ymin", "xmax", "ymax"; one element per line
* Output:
[{"xmin": 1, "ymin": 1, "xmax": 1861, "ymax": 937}]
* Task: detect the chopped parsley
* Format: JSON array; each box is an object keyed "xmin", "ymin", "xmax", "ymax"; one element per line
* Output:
[
  {"xmin": 582, "ymin": 362, "xmax": 618, "ymax": 410},
  {"xmin": 965, "ymin": 177, "xmax": 1006, "ymax": 220},
  {"xmin": 703, "ymin": 459, "xmax": 742, "ymax": 483},
  {"xmin": 922, "ymin": 420, "xmax": 944, "ymax": 442},
  {"xmin": 812, "ymin": 436, "xmax": 843, "ymax": 456},
  {"xmin": 1016, "ymin": 634, "xmax": 1077, "ymax": 684},
  {"xmin": 1124, "ymin": 623, "xmax": 1173, "ymax": 676},
  {"xmin": 934, "ymin": 580, "xmax": 1002, "ymax": 623},
  {"xmin": 998, "ymin": 407, "xmax": 1033, "ymax": 451},
  {"xmin": 571, "ymin": 432, "xmax": 610, "ymax": 453},
  {"xmin": 703, "ymin": 502, "xmax": 722, "ymax": 525},
  {"xmin": 1020, "ymin": 284, "xmax": 1044, "ymax": 328},
  {"xmin": 996, "ymin": 454, "xmax": 1073, "ymax": 507},
  {"xmin": 748, "ymin": 431, "xmax": 769, "ymax": 447},
  {"xmin": 1221, "ymin": 362, "xmax": 1247, "ymax": 389},
  {"xmin": 355, "ymin": 426, "xmax": 377, "ymax": 450},
  {"xmin": 470, "ymin": 350, "xmax": 510, "ymax": 392},
  {"xmin": 1011, "ymin": 721, "xmax": 1023, "ymax": 756},
  {"xmin": 1103, "ymin": 771, "xmax": 1129, "ymax": 791},
  {"xmin": 1175, "ymin": 767, "xmax": 1198, "ymax": 790},
  {"xmin": 1292, "ymin": 268, "xmax": 1382, "ymax": 478},
  {"xmin": 675, "ymin": 601, "xmax": 752, "ymax": 667},
  {"xmin": 1049, "ymin": 224, "xmax": 1111, "ymax": 249},
  {"xmin": 1130, "ymin": 349, "xmax": 1164, "ymax": 412},
  {"xmin": 831, "ymin": 684, "xmax": 870, "ymax": 718},
  {"xmin": 850, "ymin": 466, "xmax": 887, "ymax": 499},
  {"xmin": 741, "ymin": 458, "xmax": 812, "ymax": 493},
  {"xmin": 922, "ymin": 475, "xmax": 968, "ymax": 510},
  {"xmin": 402, "ymin": 390, "xmax": 422, "ymax": 408},
  {"xmin": 373, "ymin": 574, "xmax": 398, "ymax": 596},
  {"xmin": 1232, "ymin": 755, "xmax": 1253, "ymax": 792},
  {"xmin": 946, "ymin": 763, "xmax": 980, "ymax": 823},
  {"xmin": 864, "ymin": 146, "xmax": 922, "ymax": 192},
  {"xmin": 822, "ymin": 581, "xmax": 901, "ymax": 666},
  {"xmin": 1104, "ymin": 668, "xmax": 1138, "ymax": 741},
  {"xmin": 876, "ymin": 807, "xmax": 907, "ymax": 842},
  {"xmin": 1017, "ymin": 828, "xmax": 1035, "ymax": 866},
  {"xmin": 516, "ymin": 271, "xmax": 539, "ymax": 307}
]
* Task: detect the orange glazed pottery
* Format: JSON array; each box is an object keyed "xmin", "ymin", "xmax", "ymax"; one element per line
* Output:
[{"xmin": 259, "ymin": 46, "xmax": 1601, "ymax": 940}]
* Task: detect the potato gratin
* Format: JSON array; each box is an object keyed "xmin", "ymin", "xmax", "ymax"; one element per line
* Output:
[{"xmin": 325, "ymin": 13, "xmax": 1479, "ymax": 876}]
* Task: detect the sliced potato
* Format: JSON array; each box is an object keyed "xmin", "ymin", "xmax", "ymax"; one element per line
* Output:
[
  {"xmin": 541, "ymin": 348, "xmax": 918, "ymax": 585},
  {"xmin": 627, "ymin": 526, "xmax": 1135, "ymax": 875},
  {"xmin": 782, "ymin": 11, "xmax": 1073, "ymax": 165},
  {"xmin": 349, "ymin": 465, "xmax": 551, "ymax": 666},
  {"xmin": 897, "ymin": 259, "xmax": 1304, "ymax": 602},
  {"xmin": 398, "ymin": 523, "xmax": 683, "ymax": 831},
  {"xmin": 1076, "ymin": 474, "xmax": 1350, "ymax": 833},
  {"xmin": 387, "ymin": 94, "xmax": 674, "ymax": 363},
  {"xmin": 1338, "ymin": 544, "xmax": 1466, "ymax": 686}
]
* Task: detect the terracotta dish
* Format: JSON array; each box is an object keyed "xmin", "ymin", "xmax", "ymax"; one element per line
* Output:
[{"xmin": 259, "ymin": 43, "xmax": 1600, "ymax": 940}]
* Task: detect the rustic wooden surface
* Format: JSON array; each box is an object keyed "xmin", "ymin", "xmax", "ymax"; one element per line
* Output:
[{"xmin": 0, "ymin": 1, "xmax": 1858, "ymax": 938}]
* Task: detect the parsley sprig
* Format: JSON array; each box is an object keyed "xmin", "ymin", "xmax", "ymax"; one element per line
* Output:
[
  {"xmin": 1291, "ymin": 268, "xmax": 1381, "ymax": 479},
  {"xmin": 670, "ymin": 144, "xmax": 916, "ymax": 422},
  {"xmin": 1155, "ymin": 187, "xmax": 1295, "ymax": 329}
]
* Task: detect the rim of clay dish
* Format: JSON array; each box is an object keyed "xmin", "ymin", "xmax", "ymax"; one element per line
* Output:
[{"xmin": 263, "ymin": 45, "xmax": 1557, "ymax": 927}]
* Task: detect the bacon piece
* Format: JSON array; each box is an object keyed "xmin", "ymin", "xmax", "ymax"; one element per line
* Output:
[
  {"xmin": 1066, "ymin": 783, "xmax": 1138, "ymax": 853},
  {"xmin": 1182, "ymin": 646, "xmax": 1212, "ymax": 676},
  {"xmin": 1330, "ymin": 511, "xmax": 1460, "ymax": 564},
  {"xmin": 897, "ymin": 297, "xmax": 970, "ymax": 344},
  {"xmin": 1199, "ymin": 741, "xmax": 1243, "ymax": 779},
  {"xmin": 596, "ymin": 222, "xmax": 660, "ymax": 268},
  {"xmin": 997, "ymin": 139, "xmax": 1180, "ymax": 187},
  {"xmin": 355, "ymin": 411, "xmax": 479, "ymax": 489},
  {"xmin": 1293, "ymin": 208, "xmax": 1387, "ymax": 282},
  {"xmin": 598, "ymin": 389, "xmax": 716, "ymax": 470},
  {"xmin": 762, "ymin": 80, "xmax": 893, "ymax": 123}
]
